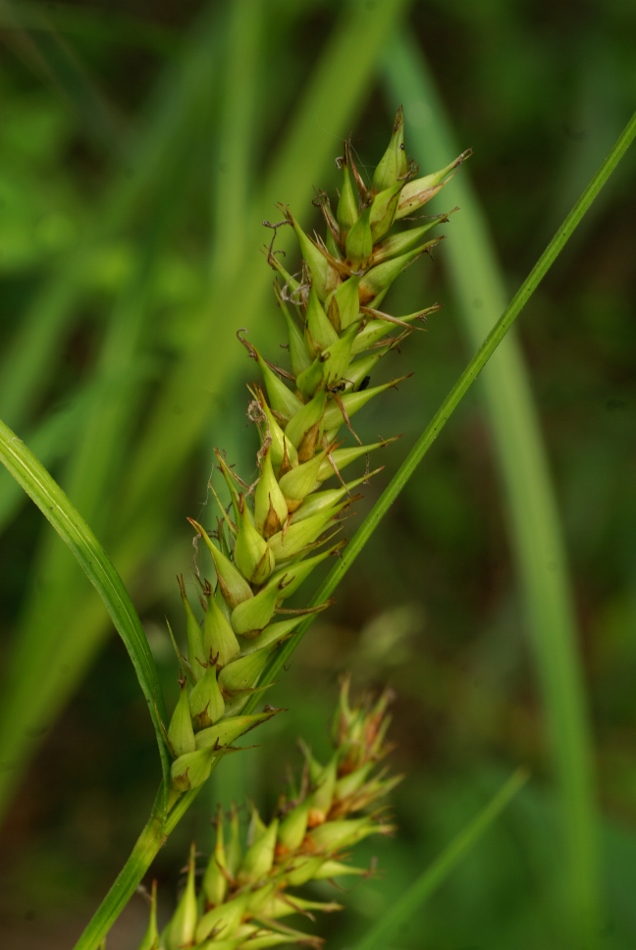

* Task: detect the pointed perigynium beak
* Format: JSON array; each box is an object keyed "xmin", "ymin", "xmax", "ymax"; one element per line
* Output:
[
  {"xmin": 164, "ymin": 109, "xmax": 468, "ymax": 797},
  {"xmin": 150, "ymin": 682, "xmax": 399, "ymax": 949}
]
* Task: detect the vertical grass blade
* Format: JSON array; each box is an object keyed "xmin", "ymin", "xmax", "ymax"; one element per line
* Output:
[
  {"xmin": 380, "ymin": 35, "xmax": 636, "ymax": 944},
  {"xmin": 252, "ymin": 104, "xmax": 636, "ymax": 947},
  {"xmin": 0, "ymin": 419, "xmax": 170, "ymax": 788},
  {"xmin": 352, "ymin": 769, "xmax": 528, "ymax": 950}
]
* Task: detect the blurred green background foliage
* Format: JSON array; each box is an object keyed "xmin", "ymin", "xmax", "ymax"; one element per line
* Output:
[{"xmin": 0, "ymin": 1, "xmax": 634, "ymax": 948}]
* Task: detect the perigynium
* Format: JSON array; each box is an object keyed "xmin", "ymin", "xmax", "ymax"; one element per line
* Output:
[
  {"xmin": 140, "ymin": 680, "xmax": 401, "ymax": 950},
  {"xmin": 165, "ymin": 108, "xmax": 469, "ymax": 795}
]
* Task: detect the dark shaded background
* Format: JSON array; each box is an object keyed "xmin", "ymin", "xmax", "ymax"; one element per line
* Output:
[{"xmin": 0, "ymin": 1, "xmax": 635, "ymax": 948}]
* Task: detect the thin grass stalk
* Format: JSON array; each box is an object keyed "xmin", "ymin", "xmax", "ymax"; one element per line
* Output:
[
  {"xmin": 251, "ymin": 108, "xmax": 636, "ymax": 708},
  {"xmin": 382, "ymin": 31, "xmax": 603, "ymax": 943},
  {"xmin": 20, "ymin": 94, "xmax": 634, "ymax": 950},
  {"xmin": 352, "ymin": 768, "xmax": 529, "ymax": 950},
  {"xmin": 0, "ymin": 193, "xmax": 183, "ymax": 815},
  {"xmin": 0, "ymin": 419, "xmax": 170, "ymax": 787},
  {"xmin": 0, "ymin": 6, "xmax": 226, "ymax": 818}
]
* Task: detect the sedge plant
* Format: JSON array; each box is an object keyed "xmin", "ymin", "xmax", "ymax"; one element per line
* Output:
[
  {"xmin": 0, "ymin": 101, "xmax": 633, "ymax": 950},
  {"xmin": 163, "ymin": 107, "xmax": 469, "ymax": 800},
  {"xmin": 141, "ymin": 680, "xmax": 399, "ymax": 950}
]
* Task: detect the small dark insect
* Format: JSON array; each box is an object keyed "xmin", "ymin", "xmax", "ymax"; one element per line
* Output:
[
  {"xmin": 357, "ymin": 376, "xmax": 371, "ymax": 392},
  {"xmin": 328, "ymin": 381, "xmax": 347, "ymax": 394}
]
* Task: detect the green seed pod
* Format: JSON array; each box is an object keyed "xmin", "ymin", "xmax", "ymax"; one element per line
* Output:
[
  {"xmin": 352, "ymin": 305, "xmax": 438, "ymax": 353},
  {"xmin": 215, "ymin": 451, "xmax": 242, "ymax": 524},
  {"xmin": 306, "ymin": 815, "xmax": 388, "ymax": 853},
  {"xmin": 194, "ymin": 710, "xmax": 277, "ymax": 752},
  {"xmin": 270, "ymin": 545, "xmax": 339, "ymax": 602},
  {"xmin": 236, "ymin": 928, "xmax": 307, "ymax": 949},
  {"xmin": 241, "ymin": 615, "xmax": 305, "ymax": 652},
  {"xmin": 345, "ymin": 206, "xmax": 373, "ymax": 270},
  {"xmin": 237, "ymin": 817, "xmax": 279, "ymax": 886},
  {"xmin": 322, "ymin": 376, "xmax": 409, "ymax": 434},
  {"xmin": 358, "ymin": 243, "xmax": 437, "ymax": 308},
  {"xmin": 164, "ymin": 843, "xmax": 198, "ymax": 950},
  {"xmin": 304, "ymin": 285, "xmax": 338, "ymax": 357},
  {"xmin": 372, "ymin": 105, "xmax": 407, "ymax": 194},
  {"xmin": 189, "ymin": 662, "xmax": 225, "ymax": 729},
  {"xmin": 328, "ymin": 274, "xmax": 360, "ymax": 331},
  {"xmin": 286, "ymin": 209, "xmax": 340, "ymax": 301},
  {"xmin": 178, "ymin": 577, "xmax": 205, "ymax": 681},
  {"xmin": 257, "ymin": 392, "xmax": 298, "ymax": 473},
  {"xmin": 313, "ymin": 859, "xmax": 368, "ymax": 880},
  {"xmin": 371, "ymin": 215, "xmax": 448, "ymax": 265},
  {"xmin": 267, "ymin": 505, "xmax": 344, "ymax": 562},
  {"xmin": 190, "ymin": 521, "xmax": 253, "ymax": 609},
  {"xmin": 280, "ymin": 853, "xmax": 326, "ymax": 888},
  {"xmin": 203, "ymin": 592, "xmax": 241, "ymax": 668},
  {"xmin": 333, "ymin": 760, "xmax": 374, "ymax": 803},
  {"xmin": 395, "ymin": 148, "xmax": 472, "ymax": 220},
  {"xmin": 274, "ymin": 282, "xmax": 312, "ymax": 378},
  {"xmin": 254, "ymin": 443, "xmax": 288, "ymax": 539},
  {"xmin": 276, "ymin": 798, "xmax": 310, "ymax": 854},
  {"xmin": 202, "ymin": 806, "xmax": 228, "ymax": 908},
  {"xmin": 255, "ymin": 348, "xmax": 303, "ymax": 423},
  {"xmin": 316, "ymin": 441, "xmax": 394, "ymax": 482},
  {"xmin": 290, "ymin": 469, "xmax": 381, "ymax": 523},
  {"xmin": 226, "ymin": 802, "xmax": 242, "ymax": 878},
  {"xmin": 336, "ymin": 151, "xmax": 359, "ymax": 234},
  {"xmin": 277, "ymin": 447, "xmax": 329, "ymax": 511},
  {"xmin": 260, "ymin": 893, "xmax": 343, "ymax": 920},
  {"xmin": 168, "ymin": 679, "xmax": 196, "ymax": 757},
  {"xmin": 195, "ymin": 892, "xmax": 248, "ymax": 944},
  {"xmin": 307, "ymin": 755, "xmax": 338, "ymax": 827},
  {"xmin": 170, "ymin": 746, "xmax": 215, "ymax": 792},
  {"xmin": 295, "ymin": 356, "xmax": 326, "ymax": 402},
  {"xmin": 136, "ymin": 880, "xmax": 160, "ymax": 950},
  {"xmin": 230, "ymin": 579, "xmax": 280, "ymax": 638},
  {"xmin": 284, "ymin": 389, "xmax": 326, "ymax": 450},
  {"xmin": 233, "ymin": 495, "xmax": 275, "ymax": 586},
  {"xmin": 318, "ymin": 321, "xmax": 359, "ymax": 391},
  {"xmin": 369, "ymin": 180, "xmax": 403, "ymax": 243},
  {"xmin": 218, "ymin": 641, "xmax": 277, "ymax": 695}
]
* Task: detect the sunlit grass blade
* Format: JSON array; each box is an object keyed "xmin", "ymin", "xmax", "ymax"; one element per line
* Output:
[
  {"xmin": 0, "ymin": 419, "xmax": 170, "ymax": 789},
  {"xmin": 0, "ymin": 390, "xmax": 92, "ymax": 532},
  {"xmin": 381, "ymin": 32, "xmax": 622, "ymax": 943},
  {"xmin": 352, "ymin": 769, "xmax": 528, "ymax": 950},
  {"xmin": 0, "ymin": 195, "xmax": 186, "ymax": 817}
]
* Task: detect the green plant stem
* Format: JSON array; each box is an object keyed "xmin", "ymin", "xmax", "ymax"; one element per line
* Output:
[
  {"xmin": 73, "ymin": 781, "xmax": 207, "ymax": 950},
  {"xmin": 25, "ymin": 92, "xmax": 635, "ymax": 950},
  {"xmin": 382, "ymin": 33, "xmax": 610, "ymax": 943},
  {"xmin": 258, "ymin": 106, "xmax": 636, "ymax": 681},
  {"xmin": 72, "ymin": 785, "xmax": 167, "ymax": 950},
  {"xmin": 352, "ymin": 769, "xmax": 529, "ymax": 950}
]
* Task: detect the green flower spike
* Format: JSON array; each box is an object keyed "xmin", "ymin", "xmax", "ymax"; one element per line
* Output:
[
  {"xmin": 165, "ymin": 110, "xmax": 468, "ymax": 798},
  {"xmin": 146, "ymin": 681, "xmax": 399, "ymax": 949},
  {"xmin": 163, "ymin": 843, "xmax": 198, "ymax": 950},
  {"xmin": 137, "ymin": 881, "xmax": 160, "ymax": 950}
]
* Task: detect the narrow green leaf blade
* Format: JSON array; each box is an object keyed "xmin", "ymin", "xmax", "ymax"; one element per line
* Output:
[
  {"xmin": 0, "ymin": 419, "xmax": 170, "ymax": 790},
  {"xmin": 352, "ymin": 769, "xmax": 528, "ymax": 950}
]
